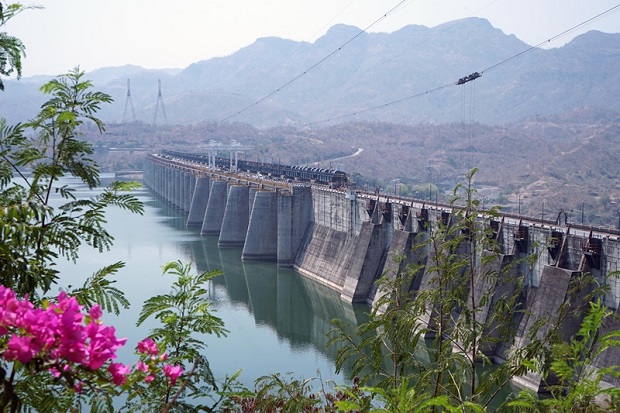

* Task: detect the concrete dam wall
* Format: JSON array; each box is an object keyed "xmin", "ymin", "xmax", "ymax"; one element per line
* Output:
[{"xmin": 143, "ymin": 154, "xmax": 620, "ymax": 390}]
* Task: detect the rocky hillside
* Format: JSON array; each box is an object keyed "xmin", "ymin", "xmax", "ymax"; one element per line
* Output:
[
  {"xmin": 2, "ymin": 18, "xmax": 620, "ymax": 127},
  {"xmin": 81, "ymin": 105, "xmax": 620, "ymax": 229}
]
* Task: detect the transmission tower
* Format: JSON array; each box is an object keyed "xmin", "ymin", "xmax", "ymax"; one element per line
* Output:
[
  {"xmin": 122, "ymin": 79, "xmax": 136, "ymax": 123},
  {"xmin": 153, "ymin": 79, "xmax": 168, "ymax": 125}
]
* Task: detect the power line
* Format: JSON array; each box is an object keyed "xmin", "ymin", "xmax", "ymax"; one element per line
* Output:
[
  {"xmin": 482, "ymin": 3, "xmax": 620, "ymax": 74},
  {"xmin": 308, "ymin": 82, "xmax": 453, "ymax": 125},
  {"xmin": 217, "ymin": 0, "xmax": 411, "ymax": 123},
  {"xmin": 308, "ymin": 3, "xmax": 620, "ymax": 125},
  {"xmin": 354, "ymin": 0, "xmax": 503, "ymax": 79},
  {"xmin": 207, "ymin": 0, "xmax": 360, "ymax": 94}
]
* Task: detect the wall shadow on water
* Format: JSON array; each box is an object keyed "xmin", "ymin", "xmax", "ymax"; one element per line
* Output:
[
  {"xmin": 144, "ymin": 198, "xmax": 191, "ymax": 230},
  {"xmin": 187, "ymin": 233, "xmax": 370, "ymax": 382},
  {"xmin": 144, "ymin": 193, "xmax": 371, "ymax": 386}
]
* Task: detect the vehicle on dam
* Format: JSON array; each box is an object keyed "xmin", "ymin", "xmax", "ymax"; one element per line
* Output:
[{"xmin": 161, "ymin": 150, "xmax": 349, "ymax": 189}]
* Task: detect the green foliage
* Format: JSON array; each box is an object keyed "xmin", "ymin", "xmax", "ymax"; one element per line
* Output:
[
  {"xmin": 246, "ymin": 373, "xmax": 327, "ymax": 412},
  {"xmin": 0, "ymin": 67, "xmax": 143, "ymax": 298},
  {"xmin": 225, "ymin": 373, "xmax": 360, "ymax": 413},
  {"xmin": 0, "ymin": 2, "xmax": 37, "ymax": 91},
  {"xmin": 138, "ymin": 261, "xmax": 228, "ymax": 348},
  {"xmin": 124, "ymin": 260, "xmax": 231, "ymax": 412},
  {"xmin": 510, "ymin": 299, "xmax": 620, "ymax": 412},
  {"xmin": 69, "ymin": 261, "xmax": 131, "ymax": 315}
]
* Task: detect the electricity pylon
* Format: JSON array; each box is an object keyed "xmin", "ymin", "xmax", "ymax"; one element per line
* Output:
[
  {"xmin": 122, "ymin": 79, "xmax": 136, "ymax": 123},
  {"xmin": 153, "ymin": 79, "xmax": 168, "ymax": 125}
]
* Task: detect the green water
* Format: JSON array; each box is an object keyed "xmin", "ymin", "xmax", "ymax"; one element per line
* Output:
[
  {"xmin": 52, "ymin": 176, "xmax": 518, "ymax": 408},
  {"xmin": 54, "ymin": 176, "xmax": 369, "ymax": 391}
]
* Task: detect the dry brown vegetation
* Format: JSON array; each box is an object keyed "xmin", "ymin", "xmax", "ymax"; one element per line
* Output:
[{"xmin": 85, "ymin": 107, "xmax": 620, "ymax": 228}]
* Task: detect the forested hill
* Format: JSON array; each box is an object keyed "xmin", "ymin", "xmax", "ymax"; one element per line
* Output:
[{"xmin": 2, "ymin": 17, "xmax": 620, "ymax": 126}]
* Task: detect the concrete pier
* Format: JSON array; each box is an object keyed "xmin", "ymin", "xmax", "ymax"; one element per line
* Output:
[
  {"xmin": 294, "ymin": 223, "xmax": 355, "ymax": 292},
  {"xmin": 277, "ymin": 186, "xmax": 313, "ymax": 266},
  {"xmin": 201, "ymin": 180, "xmax": 227, "ymax": 235},
  {"xmin": 512, "ymin": 265, "xmax": 587, "ymax": 391},
  {"xmin": 219, "ymin": 185, "xmax": 250, "ymax": 247},
  {"xmin": 177, "ymin": 170, "xmax": 185, "ymax": 209},
  {"xmin": 187, "ymin": 177, "xmax": 210, "ymax": 227},
  {"xmin": 166, "ymin": 168, "xmax": 174, "ymax": 204},
  {"xmin": 467, "ymin": 251, "xmax": 521, "ymax": 359},
  {"xmin": 189, "ymin": 174, "xmax": 196, "ymax": 212},
  {"xmin": 371, "ymin": 229, "xmax": 424, "ymax": 310},
  {"xmin": 182, "ymin": 172, "xmax": 192, "ymax": 212},
  {"xmin": 341, "ymin": 222, "xmax": 388, "ymax": 303},
  {"xmin": 243, "ymin": 190, "xmax": 278, "ymax": 260}
]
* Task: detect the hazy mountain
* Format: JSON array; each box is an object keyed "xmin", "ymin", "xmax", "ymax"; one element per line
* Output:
[{"xmin": 1, "ymin": 17, "xmax": 619, "ymax": 126}]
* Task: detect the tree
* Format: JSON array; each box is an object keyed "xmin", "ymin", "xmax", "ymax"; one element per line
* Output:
[
  {"xmin": 509, "ymin": 300, "xmax": 620, "ymax": 412},
  {"xmin": 0, "ymin": 2, "xmax": 38, "ymax": 91},
  {"xmin": 324, "ymin": 169, "xmax": 614, "ymax": 412},
  {"xmin": 123, "ymin": 261, "xmax": 232, "ymax": 412},
  {"xmin": 0, "ymin": 67, "xmax": 147, "ymax": 411},
  {"xmin": 0, "ymin": 67, "xmax": 143, "ymax": 299}
]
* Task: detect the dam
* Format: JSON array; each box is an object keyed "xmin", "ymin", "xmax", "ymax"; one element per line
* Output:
[{"xmin": 142, "ymin": 152, "xmax": 620, "ymax": 392}]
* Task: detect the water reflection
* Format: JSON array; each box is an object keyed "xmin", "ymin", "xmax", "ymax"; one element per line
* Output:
[
  {"xmin": 147, "ymin": 199, "xmax": 372, "ymax": 388},
  {"xmin": 53, "ymin": 177, "xmax": 371, "ymax": 390},
  {"xmin": 188, "ymin": 234, "xmax": 370, "ymax": 382},
  {"xmin": 218, "ymin": 245, "xmax": 251, "ymax": 308}
]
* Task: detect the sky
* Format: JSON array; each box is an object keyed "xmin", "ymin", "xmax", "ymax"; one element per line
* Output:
[{"xmin": 4, "ymin": 0, "xmax": 620, "ymax": 77}]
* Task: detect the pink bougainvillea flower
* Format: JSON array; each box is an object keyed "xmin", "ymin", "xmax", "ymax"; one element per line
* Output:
[
  {"xmin": 163, "ymin": 364, "xmax": 183, "ymax": 386},
  {"xmin": 4, "ymin": 335, "xmax": 41, "ymax": 363},
  {"xmin": 108, "ymin": 362, "xmax": 130, "ymax": 386},
  {"xmin": 89, "ymin": 304, "xmax": 102, "ymax": 321},
  {"xmin": 136, "ymin": 360, "xmax": 149, "ymax": 373},
  {"xmin": 85, "ymin": 323, "xmax": 126, "ymax": 370},
  {"xmin": 0, "ymin": 286, "xmax": 135, "ymax": 389},
  {"xmin": 136, "ymin": 337, "xmax": 159, "ymax": 355}
]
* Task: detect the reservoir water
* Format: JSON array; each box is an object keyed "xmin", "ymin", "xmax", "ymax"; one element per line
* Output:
[{"xmin": 55, "ymin": 176, "xmax": 369, "ymax": 392}]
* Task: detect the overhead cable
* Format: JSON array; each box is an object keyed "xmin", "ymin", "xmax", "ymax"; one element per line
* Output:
[
  {"xmin": 217, "ymin": 0, "xmax": 411, "ymax": 123},
  {"xmin": 220, "ymin": 0, "xmax": 360, "ymax": 93},
  {"xmin": 309, "ymin": 2, "xmax": 620, "ymax": 126},
  {"xmin": 482, "ymin": 3, "xmax": 620, "ymax": 74}
]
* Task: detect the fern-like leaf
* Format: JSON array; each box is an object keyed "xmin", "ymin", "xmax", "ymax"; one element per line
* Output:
[{"xmin": 69, "ymin": 261, "xmax": 130, "ymax": 315}]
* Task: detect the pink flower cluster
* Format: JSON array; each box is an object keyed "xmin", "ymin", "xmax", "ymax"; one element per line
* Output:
[
  {"xmin": 0, "ymin": 285, "xmax": 184, "ymax": 389},
  {"xmin": 0, "ymin": 286, "xmax": 127, "ymax": 382},
  {"xmin": 135, "ymin": 338, "xmax": 184, "ymax": 386}
]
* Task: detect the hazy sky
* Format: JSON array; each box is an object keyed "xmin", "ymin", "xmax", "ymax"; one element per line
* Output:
[{"xmin": 5, "ymin": 0, "xmax": 620, "ymax": 77}]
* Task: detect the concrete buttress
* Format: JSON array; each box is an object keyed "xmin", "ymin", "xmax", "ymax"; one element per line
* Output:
[
  {"xmin": 277, "ymin": 186, "xmax": 313, "ymax": 266},
  {"xmin": 219, "ymin": 185, "xmax": 250, "ymax": 247},
  {"xmin": 201, "ymin": 180, "xmax": 227, "ymax": 235},
  {"xmin": 341, "ymin": 222, "xmax": 389, "ymax": 303},
  {"xmin": 182, "ymin": 172, "xmax": 192, "ymax": 212},
  {"xmin": 243, "ymin": 190, "xmax": 278, "ymax": 260},
  {"xmin": 187, "ymin": 177, "xmax": 210, "ymax": 227}
]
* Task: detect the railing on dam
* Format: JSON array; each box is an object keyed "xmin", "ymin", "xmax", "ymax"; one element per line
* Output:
[
  {"xmin": 148, "ymin": 152, "xmax": 620, "ymax": 241},
  {"xmin": 365, "ymin": 191, "xmax": 620, "ymax": 239},
  {"xmin": 146, "ymin": 153, "xmax": 292, "ymax": 192}
]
